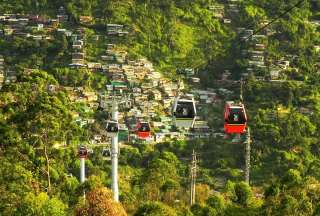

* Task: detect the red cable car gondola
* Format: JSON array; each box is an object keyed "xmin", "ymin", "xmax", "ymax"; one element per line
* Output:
[
  {"xmin": 224, "ymin": 102, "xmax": 247, "ymax": 134},
  {"xmin": 136, "ymin": 121, "xmax": 151, "ymax": 139},
  {"xmin": 78, "ymin": 146, "xmax": 88, "ymax": 159}
]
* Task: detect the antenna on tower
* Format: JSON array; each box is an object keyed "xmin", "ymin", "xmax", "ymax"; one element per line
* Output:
[{"xmin": 240, "ymin": 78, "xmax": 243, "ymax": 103}]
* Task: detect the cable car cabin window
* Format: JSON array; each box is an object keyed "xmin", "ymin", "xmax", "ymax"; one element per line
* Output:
[
  {"xmin": 175, "ymin": 102, "xmax": 195, "ymax": 118},
  {"xmin": 102, "ymin": 149, "xmax": 110, "ymax": 157},
  {"xmin": 139, "ymin": 123, "xmax": 150, "ymax": 132},
  {"xmin": 227, "ymin": 108, "xmax": 246, "ymax": 124},
  {"xmin": 78, "ymin": 147, "xmax": 88, "ymax": 157}
]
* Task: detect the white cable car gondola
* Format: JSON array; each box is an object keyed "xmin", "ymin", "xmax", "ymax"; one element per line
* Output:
[
  {"xmin": 106, "ymin": 120, "xmax": 119, "ymax": 137},
  {"xmin": 172, "ymin": 95, "xmax": 197, "ymax": 128}
]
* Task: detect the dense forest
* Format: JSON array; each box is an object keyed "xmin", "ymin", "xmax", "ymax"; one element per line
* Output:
[{"xmin": 0, "ymin": 0, "xmax": 320, "ymax": 215}]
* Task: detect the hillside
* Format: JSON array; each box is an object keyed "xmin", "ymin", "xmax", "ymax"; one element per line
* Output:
[{"xmin": 0, "ymin": 0, "xmax": 320, "ymax": 215}]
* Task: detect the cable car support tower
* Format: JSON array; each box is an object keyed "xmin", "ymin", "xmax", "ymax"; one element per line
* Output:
[{"xmin": 111, "ymin": 99, "xmax": 119, "ymax": 202}]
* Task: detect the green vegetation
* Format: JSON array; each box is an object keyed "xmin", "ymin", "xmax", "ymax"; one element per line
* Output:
[{"xmin": 0, "ymin": 0, "xmax": 320, "ymax": 215}]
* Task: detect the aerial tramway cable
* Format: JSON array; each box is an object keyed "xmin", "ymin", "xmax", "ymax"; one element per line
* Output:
[{"xmin": 242, "ymin": 0, "xmax": 305, "ymax": 41}]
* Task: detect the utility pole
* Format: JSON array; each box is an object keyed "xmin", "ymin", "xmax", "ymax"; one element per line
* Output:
[
  {"xmin": 240, "ymin": 78, "xmax": 243, "ymax": 103},
  {"xmin": 111, "ymin": 99, "xmax": 119, "ymax": 202},
  {"xmin": 245, "ymin": 127, "xmax": 251, "ymax": 184},
  {"xmin": 190, "ymin": 149, "xmax": 197, "ymax": 206}
]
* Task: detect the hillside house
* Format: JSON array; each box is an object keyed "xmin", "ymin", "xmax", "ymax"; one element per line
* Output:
[
  {"xmin": 148, "ymin": 71, "xmax": 162, "ymax": 80},
  {"xmin": 248, "ymin": 60, "xmax": 264, "ymax": 67},
  {"xmin": 277, "ymin": 60, "xmax": 290, "ymax": 70},
  {"xmin": 71, "ymin": 34, "xmax": 82, "ymax": 41},
  {"xmin": 154, "ymin": 132, "xmax": 167, "ymax": 143},
  {"xmin": 107, "ymin": 24, "xmax": 128, "ymax": 36},
  {"xmin": 243, "ymin": 29, "xmax": 254, "ymax": 37},
  {"xmin": 252, "ymin": 34, "xmax": 267, "ymax": 43},
  {"xmin": 151, "ymin": 89, "xmax": 162, "ymax": 101},
  {"xmin": 47, "ymin": 84, "xmax": 58, "ymax": 93},
  {"xmin": 248, "ymin": 50, "xmax": 264, "ymax": 56},
  {"xmin": 5, "ymin": 70, "xmax": 17, "ymax": 83},
  {"xmin": 228, "ymin": 4, "xmax": 240, "ymax": 14},
  {"xmin": 134, "ymin": 95, "xmax": 148, "ymax": 104},
  {"xmin": 123, "ymin": 65, "xmax": 134, "ymax": 75},
  {"xmin": 132, "ymin": 91, "xmax": 141, "ymax": 99},
  {"xmin": 48, "ymin": 19, "xmax": 59, "ymax": 28},
  {"xmin": 111, "ymin": 81, "xmax": 128, "ymax": 91},
  {"xmin": 298, "ymin": 107, "xmax": 313, "ymax": 115},
  {"xmin": 31, "ymin": 35, "xmax": 43, "ymax": 40},
  {"xmin": 136, "ymin": 58, "xmax": 153, "ymax": 69},
  {"xmin": 3, "ymin": 26, "xmax": 13, "ymax": 35},
  {"xmin": 132, "ymin": 87, "xmax": 142, "ymax": 93},
  {"xmin": 73, "ymin": 40, "xmax": 84, "ymax": 50},
  {"xmin": 146, "ymin": 72, "xmax": 161, "ymax": 86},
  {"xmin": 310, "ymin": 20, "xmax": 320, "ymax": 26},
  {"xmin": 209, "ymin": 5, "xmax": 224, "ymax": 18},
  {"xmin": 152, "ymin": 121, "xmax": 164, "ymax": 128},
  {"xmin": 57, "ymin": 6, "xmax": 68, "ymax": 22},
  {"xmin": 107, "ymin": 64, "xmax": 121, "ymax": 72},
  {"xmin": 106, "ymin": 48, "xmax": 115, "ymax": 56},
  {"xmin": 186, "ymin": 68, "xmax": 195, "ymax": 77},
  {"xmin": 87, "ymin": 62, "xmax": 102, "ymax": 71},
  {"xmin": 72, "ymin": 52, "xmax": 85, "ymax": 60},
  {"xmin": 79, "ymin": 16, "xmax": 93, "ymax": 25},
  {"xmin": 218, "ymin": 88, "xmax": 233, "ymax": 96},
  {"xmin": 107, "ymin": 43, "xmax": 115, "ymax": 50},
  {"xmin": 158, "ymin": 116, "xmax": 170, "ymax": 123},
  {"xmin": 141, "ymin": 82, "xmax": 153, "ymax": 91},
  {"xmin": 237, "ymin": 27, "xmax": 245, "ymax": 34},
  {"xmin": 0, "ymin": 56, "xmax": 4, "ymax": 86},
  {"xmin": 162, "ymin": 98, "xmax": 173, "ymax": 109},
  {"xmin": 191, "ymin": 77, "xmax": 201, "ymax": 83},
  {"xmin": 69, "ymin": 63, "xmax": 86, "ymax": 68},
  {"xmin": 134, "ymin": 67, "xmax": 149, "ymax": 80},
  {"xmin": 101, "ymin": 55, "xmax": 115, "ymax": 61},
  {"xmin": 270, "ymin": 68, "xmax": 281, "ymax": 80},
  {"xmin": 250, "ymin": 55, "xmax": 264, "ymax": 62},
  {"xmin": 115, "ymin": 51, "xmax": 127, "ymax": 63},
  {"xmin": 190, "ymin": 122, "xmax": 211, "ymax": 137},
  {"xmin": 72, "ymin": 52, "xmax": 85, "ymax": 65},
  {"xmin": 111, "ymin": 72, "xmax": 125, "ymax": 81},
  {"xmin": 0, "ymin": 73, "xmax": 4, "ymax": 87},
  {"xmin": 221, "ymin": 70, "xmax": 231, "ymax": 80},
  {"xmin": 36, "ymin": 23, "xmax": 44, "ymax": 31},
  {"xmin": 255, "ymin": 43, "xmax": 266, "ymax": 50},
  {"xmin": 125, "ymin": 74, "xmax": 135, "ymax": 82},
  {"xmin": 177, "ymin": 68, "xmax": 195, "ymax": 77}
]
